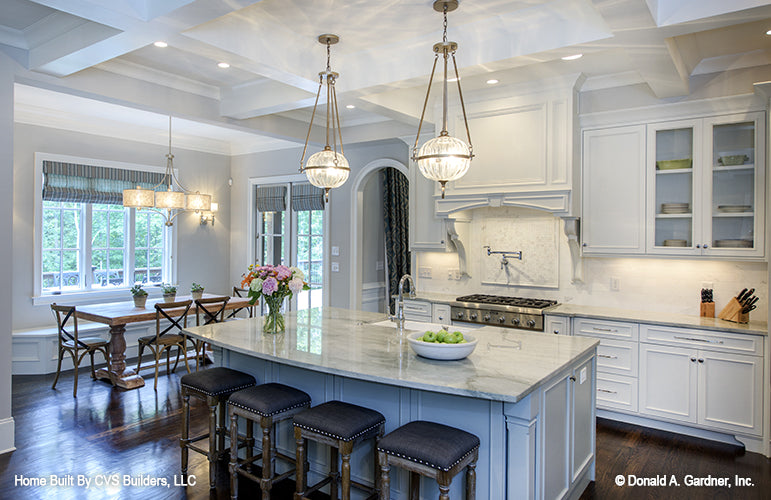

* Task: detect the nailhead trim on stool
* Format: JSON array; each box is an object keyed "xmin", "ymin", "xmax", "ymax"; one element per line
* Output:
[
  {"xmin": 180, "ymin": 367, "xmax": 257, "ymax": 490},
  {"xmin": 293, "ymin": 400, "xmax": 385, "ymax": 500},
  {"xmin": 227, "ymin": 383, "xmax": 311, "ymax": 500},
  {"xmin": 377, "ymin": 421, "xmax": 480, "ymax": 500}
]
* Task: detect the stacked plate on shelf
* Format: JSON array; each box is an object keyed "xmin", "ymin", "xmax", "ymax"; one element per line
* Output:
[
  {"xmin": 714, "ymin": 239, "xmax": 753, "ymax": 248},
  {"xmin": 661, "ymin": 202, "xmax": 690, "ymax": 214},
  {"xmin": 663, "ymin": 239, "xmax": 688, "ymax": 247},
  {"xmin": 717, "ymin": 205, "xmax": 752, "ymax": 213}
]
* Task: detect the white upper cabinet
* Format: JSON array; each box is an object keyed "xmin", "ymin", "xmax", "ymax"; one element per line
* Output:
[
  {"xmin": 646, "ymin": 112, "xmax": 765, "ymax": 258},
  {"xmin": 581, "ymin": 125, "xmax": 646, "ymax": 254}
]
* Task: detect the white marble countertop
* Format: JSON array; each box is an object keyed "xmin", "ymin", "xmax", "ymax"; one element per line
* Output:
[
  {"xmin": 546, "ymin": 304, "xmax": 768, "ymax": 336},
  {"xmin": 183, "ymin": 307, "xmax": 598, "ymax": 404}
]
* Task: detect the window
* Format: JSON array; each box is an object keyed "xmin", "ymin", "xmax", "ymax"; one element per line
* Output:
[
  {"xmin": 35, "ymin": 154, "xmax": 172, "ymax": 297},
  {"xmin": 295, "ymin": 209, "xmax": 324, "ymax": 310}
]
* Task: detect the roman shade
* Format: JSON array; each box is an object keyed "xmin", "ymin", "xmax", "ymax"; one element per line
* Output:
[
  {"xmin": 291, "ymin": 183, "xmax": 325, "ymax": 211},
  {"xmin": 42, "ymin": 160, "xmax": 164, "ymax": 205},
  {"xmin": 255, "ymin": 185, "xmax": 287, "ymax": 212}
]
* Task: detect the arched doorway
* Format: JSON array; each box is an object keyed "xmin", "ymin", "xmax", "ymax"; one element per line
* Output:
[{"xmin": 349, "ymin": 159, "xmax": 409, "ymax": 311}]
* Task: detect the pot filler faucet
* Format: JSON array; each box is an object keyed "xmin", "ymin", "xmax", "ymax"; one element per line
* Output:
[{"xmin": 393, "ymin": 274, "xmax": 416, "ymax": 330}]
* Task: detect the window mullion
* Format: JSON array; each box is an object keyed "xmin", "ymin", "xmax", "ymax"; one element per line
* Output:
[
  {"xmin": 127, "ymin": 208, "xmax": 135, "ymax": 286},
  {"xmin": 83, "ymin": 204, "xmax": 92, "ymax": 290}
]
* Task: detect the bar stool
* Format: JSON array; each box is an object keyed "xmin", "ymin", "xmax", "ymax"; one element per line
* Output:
[
  {"xmin": 293, "ymin": 400, "xmax": 385, "ymax": 500},
  {"xmin": 227, "ymin": 383, "xmax": 311, "ymax": 499},
  {"xmin": 180, "ymin": 367, "xmax": 257, "ymax": 489},
  {"xmin": 377, "ymin": 420, "xmax": 480, "ymax": 500}
]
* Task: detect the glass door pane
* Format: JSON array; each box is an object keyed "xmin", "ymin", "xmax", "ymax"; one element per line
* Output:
[
  {"xmin": 710, "ymin": 121, "xmax": 755, "ymax": 249},
  {"xmin": 294, "ymin": 209, "xmax": 324, "ymax": 311},
  {"xmin": 653, "ymin": 127, "xmax": 695, "ymax": 248}
]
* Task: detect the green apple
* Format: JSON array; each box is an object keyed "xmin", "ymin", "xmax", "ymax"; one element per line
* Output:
[
  {"xmin": 450, "ymin": 331, "xmax": 464, "ymax": 343},
  {"xmin": 436, "ymin": 329, "xmax": 448, "ymax": 342},
  {"xmin": 422, "ymin": 331, "xmax": 436, "ymax": 342}
]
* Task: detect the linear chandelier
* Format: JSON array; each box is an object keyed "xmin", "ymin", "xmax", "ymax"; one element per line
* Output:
[
  {"xmin": 299, "ymin": 34, "xmax": 350, "ymax": 202},
  {"xmin": 123, "ymin": 116, "xmax": 211, "ymax": 225},
  {"xmin": 413, "ymin": 0, "xmax": 473, "ymax": 199}
]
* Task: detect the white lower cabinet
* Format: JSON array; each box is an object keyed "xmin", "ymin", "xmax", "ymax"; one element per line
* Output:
[
  {"xmin": 639, "ymin": 342, "xmax": 763, "ymax": 436},
  {"xmin": 432, "ymin": 303, "xmax": 451, "ymax": 324},
  {"xmin": 596, "ymin": 373, "xmax": 638, "ymax": 412},
  {"xmin": 540, "ymin": 357, "xmax": 594, "ymax": 500},
  {"xmin": 544, "ymin": 315, "xmax": 570, "ymax": 335},
  {"xmin": 400, "ymin": 299, "xmax": 432, "ymax": 322}
]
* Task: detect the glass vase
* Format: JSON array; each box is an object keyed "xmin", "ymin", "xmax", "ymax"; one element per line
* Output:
[{"xmin": 263, "ymin": 296, "xmax": 285, "ymax": 334}]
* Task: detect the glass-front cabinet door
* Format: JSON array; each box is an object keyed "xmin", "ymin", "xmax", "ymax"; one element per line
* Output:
[
  {"xmin": 702, "ymin": 112, "xmax": 765, "ymax": 258},
  {"xmin": 647, "ymin": 119, "xmax": 703, "ymax": 255}
]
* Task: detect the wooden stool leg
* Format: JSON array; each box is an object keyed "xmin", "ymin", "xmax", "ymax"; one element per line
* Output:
[
  {"xmin": 246, "ymin": 419, "xmax": 254, "ymax": 473},
  {"xmin": 409, "ymin": 471, "xmax": 420, "ymax": 500},
  {"xmin": 208, "ymin": 403, "xmax": 218, "ymax": 489},
  {"xmin": 467, "ymin": 461, "xmax": 477, "ymax": 500},
  {"xmin": 329, "ymin": 446, "xmax": 339, "ymax": 500},
  {"xmin": 341, "ymin": 449, "xmax": 351, "ymax": 500},
  {"xmin": 230, "ymin": 412, "xmax": 239, "ymax": 500},
  {"xmin": 378, "ymin": 451, "xmax": 390, "ymax": 500},
  {"xmin": 218, "ymin": 400, "xmax": 228, "ymax": 458},
  {"xmin": 181, "ymin": 393, "xmax": 190, "ymax": 475},
  {"xmin": 294, "ymin": 428, "xmax": 306, "ymax": 499},
  {"xmin": 261, "ymin": 420, "xmax": 272, "ymax": 500}
]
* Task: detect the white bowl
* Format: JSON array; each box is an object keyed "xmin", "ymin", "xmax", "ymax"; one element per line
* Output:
[{"xmin": 407, "ymin": 332, "xmax": 478, "ymax": 360}]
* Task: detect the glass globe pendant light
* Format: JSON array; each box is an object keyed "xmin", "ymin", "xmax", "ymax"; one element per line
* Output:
[
  {"xmin": 413, "ymin": 0, "xmax": 473, "ymax": 199},
  {"xmin": 300, "ymin": 34, "xmax": 350, "ymax": 202}
]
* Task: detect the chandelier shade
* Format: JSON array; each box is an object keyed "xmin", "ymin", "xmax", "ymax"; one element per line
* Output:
[
  {"xmin": 122, "ymin": 116, "xmax": 213, "ymax": 225},
  {"xmin": 300, "ymin": 34, "xmax": 350, "ymax": 202},
  {"xmin": 412, "ymin": 0, "xmax": 473, "ymax": 198}
]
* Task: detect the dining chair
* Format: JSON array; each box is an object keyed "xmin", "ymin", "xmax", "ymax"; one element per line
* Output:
[
  {"xmin": 136, "ymin": 299, "xmax": 194, "ymax": 390},
  {"xmin": 194, "ymin": 295, "xmax": 230, "ymax": 369},
  {"xmin": 51, "ymin": 304, "xmax": 111, "ymax": 397},
  {"xmin": 226, "ymin": 286, "xmax": 255, "ymax": 319}
]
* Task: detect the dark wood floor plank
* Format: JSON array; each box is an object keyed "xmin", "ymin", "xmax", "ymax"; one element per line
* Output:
[{"xmin": 2, "ymin": 371, "xmax": 768, "ymax": 499}]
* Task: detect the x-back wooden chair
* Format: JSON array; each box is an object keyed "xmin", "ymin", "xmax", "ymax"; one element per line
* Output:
[
  {"xmin": 226, "ymin": 287, "xmax": 255, "ymax": 319},
  {"xmin": 194, "ymin": 296, "xmax": 230, "ymax": 369},
  {"xmin": 51, "ymin": 304, "xmax": 110, "ymax": 397},
  {"xmin": 136, "ymin": 299, "xmax": 194, "ymax": 390}
]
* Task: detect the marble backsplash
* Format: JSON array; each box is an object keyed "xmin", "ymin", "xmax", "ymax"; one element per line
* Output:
[{"xmin": 416, "ymin": 208, "xmax": 768, "ymax": 320}]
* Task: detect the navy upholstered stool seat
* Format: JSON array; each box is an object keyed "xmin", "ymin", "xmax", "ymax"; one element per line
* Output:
[
  {"xmin": 227, "ymin": 383, "xmax": 311, "ymax": 499},
  {"xmin": 377, "ymin": 421, "xmax": 480, "ymax": 500},
  {"xmin": 293, "ymin": 400, "xmax": 385, "ymax": 500},
  {"xmin": 180, "ymin": 367, "xmax": 257, "ymax": 489}
]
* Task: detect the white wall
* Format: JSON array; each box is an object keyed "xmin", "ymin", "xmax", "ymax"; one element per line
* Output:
[
  {"xmin": 0, "ymin": 51, "xmax": 17, "ymax": 454},
  {"xmin": 229, "ymin": 140, "xmax": 408, "ymax": 308},
  {"xmin": 416, "ymin": 207, "xmax": 768, "ymax": 319},
  {"xmin": 12, "ymin": 123, "xmax": 232, "ymax": 330},
  {"xmin": 361, "ymin": 171, "xmax": 386, "ymax": 285}
]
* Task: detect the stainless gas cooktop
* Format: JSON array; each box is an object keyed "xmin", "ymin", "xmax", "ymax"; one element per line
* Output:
[{"xmin": 451, "ymin": 294, "xmax": 558, "ymax": 331}]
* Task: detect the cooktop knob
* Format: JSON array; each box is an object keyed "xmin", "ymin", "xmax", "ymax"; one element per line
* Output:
[
  {"xmin": 456, "ymin": 312, "xmax": 464, "ymax": 319},
  {"xmin": 483, "ymin": 314, "xmax": 491, "ymax": 321},
  {"xmin": 512, "ymin": 318, "xmax": 520, "ymax": 325},
  {"xmin": 498, "ymin": 316, "xmax": 506, "ymax": 323},
  {"xmin": 527, "ymin": 319, "xmax": 536, "ymax": 327},
  {"xmin": 470, "ymin": 313, "xmax": 478, "ymax": 320}
]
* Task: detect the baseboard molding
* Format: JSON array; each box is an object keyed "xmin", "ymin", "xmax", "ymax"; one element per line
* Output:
[{"xmin": 0, "ymin": 417, "xmax": 15, "ymax": 455}]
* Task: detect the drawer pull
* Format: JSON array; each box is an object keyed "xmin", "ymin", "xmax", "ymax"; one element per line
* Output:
[
  {"xmin": 598, "ymin": 354, "xmax": 618, "ymax": 359},
  {"xmin": 597, "ymin": 388, "xmax": 618, "ymax": 394},
  {"xmin": 673, "ymin": 335, "xmax": 724, "ymax": 344},
  {"xmin": 592, "ymin": 327, "xmax": 618, "ymax": 333}
]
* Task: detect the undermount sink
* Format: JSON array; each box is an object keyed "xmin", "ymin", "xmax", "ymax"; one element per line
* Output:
[{"xmin": 368, "ymin": 319, "xmax": 450, "ymax": 331}]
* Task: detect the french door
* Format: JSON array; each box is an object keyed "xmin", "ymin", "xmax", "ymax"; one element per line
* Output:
[{"xmin": 254, "ymin": 182, "xmax": 326, "ymax": 312}]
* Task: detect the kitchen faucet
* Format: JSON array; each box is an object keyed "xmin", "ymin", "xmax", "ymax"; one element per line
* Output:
[{"xmin": 393, "ymin": 274, "xmax": 416, "ymax": 330}]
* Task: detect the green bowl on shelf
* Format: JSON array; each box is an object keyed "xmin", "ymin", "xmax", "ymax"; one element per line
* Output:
[
  {"xmin": 656, "ymin": 159, "xmax": 692, "ymax": 170},
  {"xmin": 717, "ymin": 155, "xmax": 749, "ymax": 166}
]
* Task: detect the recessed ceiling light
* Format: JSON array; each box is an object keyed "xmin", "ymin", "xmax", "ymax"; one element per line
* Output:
[
  {"xmin": 561, "ymin": 54, "xmax": 583, "ymax": 61},
  {"xmin": 153, "ymin": 41, "xmax": 168, "ymax": 48},
  {"xmin": 766, "ymin": 29, "xmax": 771, "ymax": 35},
  {"xmin": 486, "ymin": 79, "xmax": 499, "ymax": 85},
  {"xmin": 217, "ymin": 62, "xmax": 230, "ymax": 69},
  {"xmin": 346, "ymin": 104, "xmax": 356, "ymax": 109}
]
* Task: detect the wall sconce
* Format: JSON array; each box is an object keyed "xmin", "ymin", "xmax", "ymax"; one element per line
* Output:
[{"xmin": 200, "ymin": 202, "xmax": 218, "ymax": 226}]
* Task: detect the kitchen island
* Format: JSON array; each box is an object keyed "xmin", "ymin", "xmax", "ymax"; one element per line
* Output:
[{"xmin": 183, "ymin": 308, "xmax": 599, "ymax": 499}]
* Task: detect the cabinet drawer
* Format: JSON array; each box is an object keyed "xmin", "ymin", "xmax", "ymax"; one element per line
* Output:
[
  {"xmin": 596, "ymin": 373, "xmax": 638, "ymax": 412},
  {"xmin": 574, "ymin": 318, "xmax": 639, "ymax": 341},
  {"xmin": 432, "ymin": 304, "xmax": 452, "ymax": 324},
  {"xmin": 402, "ymin": 300, "xmax": 431, "ymax": 316},
  {"xmin": 596, "ymin": 339, "xmax": 638, "ymax": 377},
  {"xmin": 640, "ymin": 324, "xmax": 763, "ymax": 356}
]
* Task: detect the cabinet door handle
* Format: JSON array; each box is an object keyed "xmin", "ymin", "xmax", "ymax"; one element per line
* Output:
[
  {"xmin": 598, "ymin": 354, "xmax": 618, "ymax": 359},
  {"xmin": 703, "ymin": 244, "xmax": 709, "ymax": 249},
  {"xmin": 696, "ymin": 244, "xmax": 701, "ymax": 248},
  {"xmin": 597, "ymin": 388, "xmax": 618, "ymax": 394},
  {"xmin": 592, "ymin": 327, "xmax": 618, "ymax": 333},
  {"xmin": 553, "ymin": 329, "xmax": 559, "ymax": 334},
  {"xmin": 674, "ymin": 336, "xmax": 724, "ymax": 344},
  {"xmin": 690, "ymin": 357, "xmax": 697, "ymax": 362},
  {"xmin": 582, "ymin": 243, "xmax": 588, "ymax": 247},
  {"xmin": 569, "ymin": 376, "xmax": 576, "ymax": 382},
  {"xmin": 698, "ymin": 358, "xmax": 704, "ymax": 363}
]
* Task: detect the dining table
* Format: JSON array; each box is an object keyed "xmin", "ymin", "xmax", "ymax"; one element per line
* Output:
[{"xmin": 74, "ymin": 293, "xmax": 254, "ymax": 390}]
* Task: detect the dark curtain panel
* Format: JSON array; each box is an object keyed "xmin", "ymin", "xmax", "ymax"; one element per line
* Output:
[{"xmin": 383, "ymin": 168, "xmax": 410, "ymax": 313}]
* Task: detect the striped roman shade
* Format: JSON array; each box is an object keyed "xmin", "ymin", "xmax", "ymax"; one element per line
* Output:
[
  {"xmin": 42, "ymin": 160, "xmax": 164, "ymax": 205},
  {"xmin": 255, "ymin": 185, "xmax": 287, "ymax": 212},
  {"xmin": 291, "ymin": 183, "xmax": 325, "ymax": 211}
]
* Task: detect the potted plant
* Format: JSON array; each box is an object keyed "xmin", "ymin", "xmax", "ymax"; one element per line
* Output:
[
  {"xmin": 130, "ymin": 284, "xmax": 148, "ymax": 308},
  {"xmin": 161, "ymin": 283, "xmax": 177, "ymax": 303},
  {"xmin": 191, "ymin": 282, "xmax": 204, "ymax": 301}
]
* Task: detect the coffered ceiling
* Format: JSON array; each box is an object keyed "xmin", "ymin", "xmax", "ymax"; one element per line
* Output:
[{"xmin": 4, "ymin": 0, "xmax": 771, "ymax": 154}]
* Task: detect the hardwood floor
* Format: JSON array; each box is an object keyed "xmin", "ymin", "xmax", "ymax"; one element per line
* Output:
[{"xmin": 2, "ymin": 370, "xmax": 769, "ymax": 499}]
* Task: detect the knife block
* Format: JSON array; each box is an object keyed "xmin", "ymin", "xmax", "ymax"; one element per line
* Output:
[
  {"xmin": 700, "ymin": 302, "xmax": 715, "ymax": 318},
  {"xmin": 717, "ymin": 298, "xmax": 749, "ymax": 324}
]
